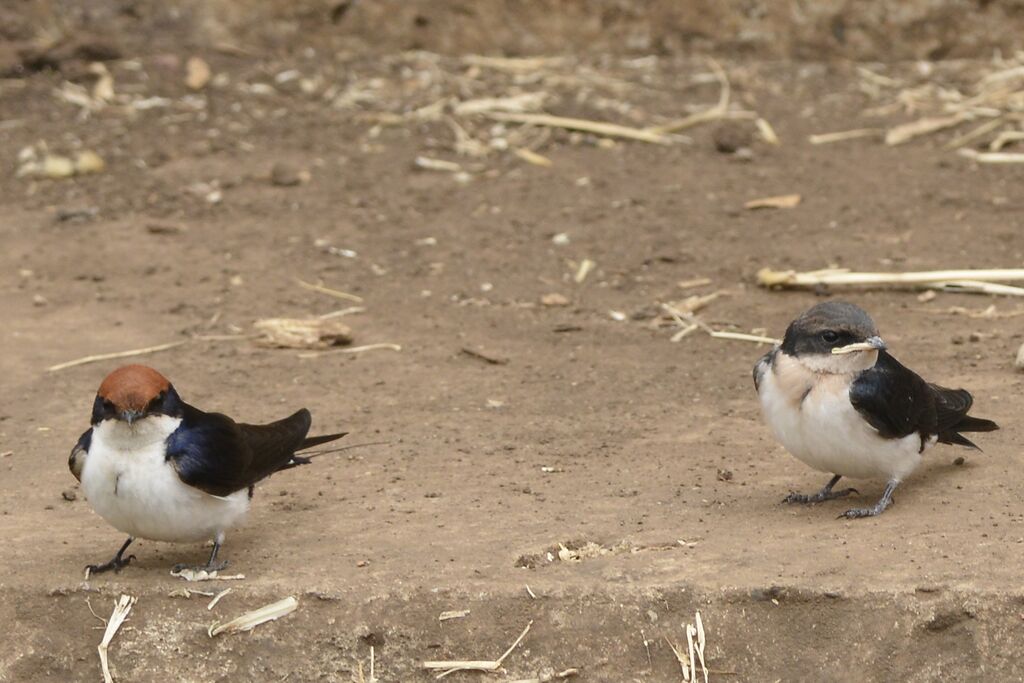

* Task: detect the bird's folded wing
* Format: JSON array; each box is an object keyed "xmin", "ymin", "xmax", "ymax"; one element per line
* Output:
[
  {"xmin": 165, "ymin": 407, "xmax": 258, "ymax": 496},
  {"xmin": 236, "ymin": 408, "xmax": 313, "ymax": 480},
  {"xmin": 849, "ymin": 351, "xmax": 937, "ymax": 441},
  {"xmin": 68, "ymin": 428, "xmax": 92, "ymax": 482}
]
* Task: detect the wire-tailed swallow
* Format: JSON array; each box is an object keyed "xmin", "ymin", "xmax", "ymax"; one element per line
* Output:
[
  {"xmin": 68, "ymin": 364, "xmax": 346, "ymax": 575},
  {"xmin": 753, "ymin": 301, "xmax": 998, "ymax": 518}
]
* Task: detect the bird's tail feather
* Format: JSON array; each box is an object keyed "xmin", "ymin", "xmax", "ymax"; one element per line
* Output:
[
  {"xmin": 938, "ymin": 415, "xmax": 999, "ymax": 451},
  {"xmin": 300, "ymin": 432, "xmax": 348, "ymax": 450},
  {"xmin": 955, "ymin": 415, "xmax": 999, "ymax": 433}
]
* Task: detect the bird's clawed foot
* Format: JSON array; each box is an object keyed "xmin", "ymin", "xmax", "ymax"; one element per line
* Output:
[
  {"xmin": 838, "ymin": 480, "xmax": 898, "ymax": 519},
  {"xmin": 85, "ymin": 553, "xmax": 136, "ymax": 577},
  {"xmin": 84, "ymin": 537, "xmax": 136, "ymax": 578},
  {"xmin": 782, "ymin": 474, "xmax": 858, "ymax": 505},
  {"xmin": 783, "ymin": 487, "xmax": 858, "ymax": 504}
]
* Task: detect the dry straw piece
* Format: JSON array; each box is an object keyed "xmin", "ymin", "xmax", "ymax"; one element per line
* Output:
[
  {"xmin": 758, "ymin": 267, "xmax": 1024, "ymax": 297},
  {"xmin": 423, "ymin": 621, "xmax": 533, "ymax": 679},
  {"xmin": 208, "ymin": 596, "xmax": 298, "ymax": 637},
  {"xmin": 485, "ymin": 111, "xmax": 672, "ymax": 145},
  {"xmin": 744, "ymin": 194, "xmax": 801, "ymax": 210},
  {"xmin": 253, "ymin": 317, "xmax": 353, "ymax": 349},
  {"xmin": 98, "ymin": 594, "xmax": 137, "ymax": 683}
]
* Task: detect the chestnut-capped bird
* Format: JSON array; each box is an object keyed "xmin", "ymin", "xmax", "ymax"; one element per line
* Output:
[
  {"xmin": 754, "ymin": 302, "xmax": 997, "ymax": 518},
  {"xmin": 68, "ymin": 365, "xmax": 346, "ymax": 575}
]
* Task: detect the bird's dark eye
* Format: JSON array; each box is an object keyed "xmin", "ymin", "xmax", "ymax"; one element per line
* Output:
[{"xmin": 821, "ymin": 330, "xmax": 839, "ymax": 344}]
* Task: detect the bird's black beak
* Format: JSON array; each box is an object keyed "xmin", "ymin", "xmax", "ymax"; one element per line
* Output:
[{"xmin": 119, "ymin": 409, "xmax": 144, "ymax": 425}]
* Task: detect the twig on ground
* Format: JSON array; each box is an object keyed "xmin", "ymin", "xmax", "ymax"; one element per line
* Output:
[
  {"xmin": 48, "ymin": 341, "xmax": 187, "ymax": 372},
  {"xmin": 484, "ymin": 112, "xmax": 673, "ymax": 145},
  {"xmin": 648, "ymin": 58, "xmax": 730, "ymax": 134},
  {"xmin": 808, "ymin": 128, "xmax": 884, "ymax": 145},
  {"xmin": 958, "ymin": 148, "xmax": 1024, "ymax": 164},
  {"xmin": 297, "ymin": 343, "xmax": 402, "ymax": 358},
  {"xmin": 758, "ymin": 267, "xmax": 1024, "ymax": 289},
  {"xmin": 423, "ymin": 621, "xmax": 533, "ymax": 679},
  {"xmin": 207, "ymin": 588, "xmax": 232, "ymax": 611},
  {"xmin": 295, "ymin": 278, "xmax": 364, "ymax": 302}
]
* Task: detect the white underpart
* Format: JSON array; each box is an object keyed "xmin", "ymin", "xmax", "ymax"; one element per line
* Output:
[
  {"xmin": 757, "ymin": 350, "xmax": 936, "ymax": 482},
  {"xmin": 80, "ymin": 416, "xmax": 249, "ymax": 543}
]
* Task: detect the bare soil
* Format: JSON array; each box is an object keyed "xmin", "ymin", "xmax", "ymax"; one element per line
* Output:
[{"xmin": 3, "ymin": 4, "xmax": 1024, "ymax": 682}]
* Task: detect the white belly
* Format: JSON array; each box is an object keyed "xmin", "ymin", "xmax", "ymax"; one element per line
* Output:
[
  {"xmin": 80, "ymin": 417, "xmax": 249, "ymax": 543},
  {"xmin": 758, "ymin": 356, "xmax": 930, "ymax": 482}
]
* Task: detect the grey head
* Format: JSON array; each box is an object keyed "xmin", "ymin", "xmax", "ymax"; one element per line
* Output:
[{"xmin": 780, "ymin": 301, "xmax": 886, "ymax": 358}]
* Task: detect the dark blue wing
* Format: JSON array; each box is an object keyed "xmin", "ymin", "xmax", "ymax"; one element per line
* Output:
[
  {"xmin": 849, "ymin": 350, "xmax": 937, "ymax": 444},
  {"xmin": 166, "ymin": 405, "xmax": 316, "ymax": 496}
]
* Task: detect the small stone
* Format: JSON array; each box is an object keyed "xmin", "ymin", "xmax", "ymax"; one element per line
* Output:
[
  {"xmin": 1016, "ymin": 342, "xmax": 1024, "ymax": 370},
  {"xmin": 185, "ymin": 56, "xmax": 212, "ymax": 90},
  {"xmin": 270, "ymin": 162, "xmax": 302, "ymax": 187},
  {"xmin": 356, "ymin": 559, "xmax": 368, "ymax": 567},
  {"xmin": 712, "ymin": 122, "xmax": 752, "ymax": 154},
  {"xmin": 968, "ymin": 332, "xmax": 982, "ymax": 343},
  {"xmin": 717, "ymin": 468, "xmax": 734, "ymax": 482},
  {"xmin": 61, "ymin": 488, "xmax": 77, "ymax": 501},
  {"xmin": 540, "ymin": 293, "xmax": 570, "ymax": 307},
  {"xmin": 951, "ymin": 335, "xmax": 965, "ymax": 345},
  {"xmin": 32, "ymin": 294, "xmax": 48, "ymax": 306},
  {"xmin": 953, "ymin": 456, "xmax": 965, "ymax": 466}
]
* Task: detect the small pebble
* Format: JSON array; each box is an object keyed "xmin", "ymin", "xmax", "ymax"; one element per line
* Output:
[
  {"xmin": 61, "ymin": 488, "xmax": 77, "ymax": 501},
  {"xmin": 270, "ymin": 162, "xmax": 302, "ymax": 187},
  {"xmin": 953, "ymin": 456, "xmax": 965, "ymax": 466}
]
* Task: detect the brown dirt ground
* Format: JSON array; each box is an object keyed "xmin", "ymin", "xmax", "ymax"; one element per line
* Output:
[{"xmin": 3, "ymin": 7, "xmax": 1024, "ymax": 683}]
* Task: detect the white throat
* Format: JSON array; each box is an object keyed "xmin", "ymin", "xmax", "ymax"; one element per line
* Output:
[{"xmin": 93, "ymin": 415, "xmax": 182, "ymax": 450}]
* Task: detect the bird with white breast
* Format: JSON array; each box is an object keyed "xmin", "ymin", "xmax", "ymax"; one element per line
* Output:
[
  {"xmin": 754, "ymin": 301, "xmax": 997, "ymax": 518},
  {"xmin": 69, "ymin": 364, "xmax": 346, "ymax": 576}
]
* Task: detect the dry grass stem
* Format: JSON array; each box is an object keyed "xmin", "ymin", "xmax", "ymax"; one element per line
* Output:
[
  {"xmin": 98, "ymin": 594, "xmax": 137, "ymax": 683},
  {"xmin": 648, "ymin": 58, "xmax": 730, "ymax": 134},
  {"xmin": 927, "ymin": 280, "xmax": 1024, "ymax": 296},
  {"xmin": 958, "ymin": 148, "xmax": 1024, "ymax": 163},
  {"xmin": 208, "ymin": 596, "xmax": 298, "ymax": 637},
  {"xmin": 295, "ymin": 278, "xmax": 364, "ymax": 302},
  {"xmin": 319, "ymin": 306, "xmax": 366, "ymax": 319},
  {"xmin": 944, "ymin": 118, "xmax": 1006, "ymax": 149},
  {"xmin": 574, "ymin": 258, "xmax": 596, "ymax": 283},
  {"xmin": 48, "ymin": 341, "xmax": 187, "ymax": 372},
  {"xmin": 885, "ymin": 113, "xmax": 972, "ymax": 145},
  {"xmin": 423, "ymin": 621, "xmax": 533, "ymax": 679},
  {"xmin": 297, "ymin": 343, "xmax": 402, "ymax": 358},
  {"xmin": 758, "ymin": 267, "xmax": 1024, "ymax": 289},
  {"xmin": 755, "ymin": 118, "xmax": 779, "ymax": 145},
  {"xmin": 485, "ymin": 112, "xmax": 672, "ymax": 144},
  {"xmin": 744, "ymin": 194, "xmax": 801, "ymax": 210},
  {"xmin": 808, "ymin": 128, "xmax": 883, "ymax": 145},
  {"xmin": 439, "ymin": 610, "xmax": 471, "ymax": 622},
  {"xmin": 709, "ymin": 331, "xmax": 781, "ymax": 344},
  {"xmin": 513, "ymin": 147, "xmax": 553, "ymax": 167},
  {"xmin": 207, "ymin": 588, "xmax": 232, "ymax": 610}
]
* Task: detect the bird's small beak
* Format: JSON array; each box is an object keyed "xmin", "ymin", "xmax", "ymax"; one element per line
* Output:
[
  {"xmin": 832, "ymin": 336, "xmax": 887, "ymax": 355},
  {"xmin": 119, "ymin": 409, "xmax": 144, "ymax": 425}
]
